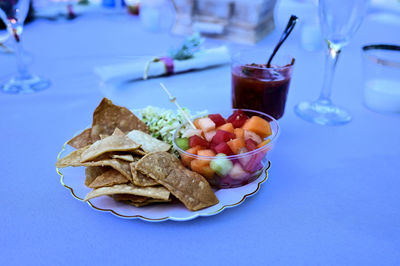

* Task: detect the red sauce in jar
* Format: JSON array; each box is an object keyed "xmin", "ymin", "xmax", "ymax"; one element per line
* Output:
[{"xmin": 231, "ymin": 64, "xmax": 293, "ymax": 120}]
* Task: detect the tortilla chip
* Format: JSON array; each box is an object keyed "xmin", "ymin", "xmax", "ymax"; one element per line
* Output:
[
  {"xmin": 88, "ymin": 169, "xmax": 129, "ymax": 189},
  {"xmin": 56, "ymin": 146, "xmax": 133, "ymax": 180},
  {"xmin": 111, "ymin": 154, "xmax": 134, "ymax": 162},
  {"xmin": 80, "ymin": 130, "xmax": 140, "ymax": 162},
  {"xmin": 130, "ymin": 162, "xmax": 158, "ymax": 187},
  {"xmin": 132, "ymin": 149, "xmax": 147, "ymax": 156},
  {"xmin": 112, "ymin": 194, "xmax": 148, "ymax": 202},
  {"xmin": 135, "ymin": 152, "xmax": 219, "ymax": 211},
  {"xmin": 91, "ymin": 98, "xmax": 149, "ymax": 141},
  {"xmin": 56, "ymin": 146, "xmax": 90, "ymax": 168},
  {"xmin": 67, "ymin": 128, "xmax": 93, "ymax": 149},
  {"xmin": 166, "ymin": 168, "xmax": 219, "ymax": 211},
  {"xmin": 136, "ymin": 151, "xmax": 181, "ymax": 178},
  {"xmin": 126, "ymin": 199, "xmax": 171, "ymax": 207},
  {"xmin": 127, "ymin": 130, "xmax": 170, "ymax": 153},
  {"xmin": 112, "ymin": 128, "xmax": 126, "ymax": 137},
  {"xmin": 85, "ymin": 166, "xmax": 110, "ymax": 187},
  {"xmin": 84, "ymin": 184, "xmax": 170, "ymax": 201},
  {"xmin": 112, "ymin": 194, "xmax": 171, "ymax": 207},
  {"xmin": 84, "ymin": 159, "xmax": 132, "ymax": 181}
]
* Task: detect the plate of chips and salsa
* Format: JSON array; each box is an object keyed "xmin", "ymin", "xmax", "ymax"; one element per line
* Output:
[{"xmin": 56, "ymin": 98, "xmax": 271, "ymax": 222}]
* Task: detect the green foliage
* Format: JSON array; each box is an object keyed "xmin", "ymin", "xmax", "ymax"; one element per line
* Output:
[{"xmin": 169, "ymin": 33, "xmax": 204, "ymax": 60}]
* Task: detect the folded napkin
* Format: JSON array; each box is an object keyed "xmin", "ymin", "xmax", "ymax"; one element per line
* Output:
[
  {"xmin": 94, "ymin": 46, "xmax": 231, "ymax": 84},
  {"xmin": 34, "ymin": 3, "xmax": 102, "ymax": 20}
]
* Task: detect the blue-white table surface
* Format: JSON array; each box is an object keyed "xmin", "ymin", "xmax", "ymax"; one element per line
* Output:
[{"xmin": 0, "ymin": 3, "xmax": 399, "ymax": 265}]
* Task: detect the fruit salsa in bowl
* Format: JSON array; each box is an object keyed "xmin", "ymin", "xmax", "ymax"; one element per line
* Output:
[{"xmin": 173, "ymin": 109, "xmax": 279, "ymax": 189}]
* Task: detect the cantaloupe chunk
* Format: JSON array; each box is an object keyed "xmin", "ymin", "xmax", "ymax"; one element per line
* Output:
[
  {"xmin": 227, "ymin": 138, "xmax": 245, "ymax": 154},
  {"xmin": 190, "ymin": 159, "xmax": 215, "ymax": 178},
  {"xmin": 242, "ymin": 116, "xmax": 272, "ymax": 139},
  {"xmin": 197, "ymin": 149, "xmax": 216, "ymax": 165},
  {"xmin": 197, "ymin": 149, "xmax": 216, "ymax": 157},
  {"xmin": 234, "ymin": 128, "xmax": 244, "ymax": 139},
  {"xmin": 180, "ymin": 145, "xmax": 202, "ymax": 166},
  {"xmin": 217, "ymin": 122, "xmax": 234, "ymax": 134},
  {"xmin": 193, "ymin": 118, "xmax": 202, "ymax": 129}
]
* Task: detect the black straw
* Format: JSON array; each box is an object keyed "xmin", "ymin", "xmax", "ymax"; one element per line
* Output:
[{"xmin": 267, "ymin": 15, "xmax": 298, "ymax": 68}]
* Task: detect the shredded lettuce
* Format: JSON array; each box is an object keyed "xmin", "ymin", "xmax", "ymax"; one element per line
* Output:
[{"xmin": 139, "ymin": 106, "xmax": 207, "ymax": 151}]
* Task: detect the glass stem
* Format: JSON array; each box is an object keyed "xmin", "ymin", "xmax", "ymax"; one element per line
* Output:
[
  {"xmin": 11, "ymin": 27, "xmax": 30, "ymax": 79},
  {"xmin": 318, "ymin": 42, "xmax": 341, "ymax": 103}
]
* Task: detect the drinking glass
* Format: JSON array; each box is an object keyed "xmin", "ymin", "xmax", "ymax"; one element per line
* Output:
[
  {"xmin": 0, "ymin": 22, "xmax": 10, "ymax": 44},
  {"xmin": 362, "ymin": 44, "xmax": 400, "ymax": 113},
  {"xmin": 295, "ymin": 0, "xmax": 369, "ymax": 125},
  {"xmin": 0, "ymin": 0, "xmax": 50, "ymax": 94}
]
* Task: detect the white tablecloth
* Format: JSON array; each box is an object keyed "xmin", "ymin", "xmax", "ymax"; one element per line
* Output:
[{"xmin": 0, "ymin": 3, "xmax": 399, "ymax": 265}]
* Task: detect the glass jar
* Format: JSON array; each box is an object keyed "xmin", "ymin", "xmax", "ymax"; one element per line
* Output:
[{"xmin": 231, "ymin": 49, "xmax": 295, "ymax": 120}]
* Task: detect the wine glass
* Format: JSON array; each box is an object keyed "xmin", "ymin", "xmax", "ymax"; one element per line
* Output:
[
  {"xmin": 0, "ymin": 0, "xmax": 50, "ymax": 94},
  {"xmin": 295, "ymin": 0, "xmax": 369, "ymax": 125},
  {"xmin": 0, "ymin": 20, "xmax": 10, "ymax": 48}
]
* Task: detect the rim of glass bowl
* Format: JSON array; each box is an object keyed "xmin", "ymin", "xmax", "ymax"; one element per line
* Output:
[
  {"xmin": 172, "ymin": 109, "xmax": 280, "ymax": 160},
  {"xmin": 362, "ymin": 44, "xmax": 400, "ymax": 68},
  {"xmin": 231, "ymin": 49, "xmax": 295, "ymax": 71}
]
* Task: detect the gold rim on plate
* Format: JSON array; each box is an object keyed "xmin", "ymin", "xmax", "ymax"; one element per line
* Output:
[{"xmin": 56, "ymin": 142, "xmax": 270, "ymax": 222}]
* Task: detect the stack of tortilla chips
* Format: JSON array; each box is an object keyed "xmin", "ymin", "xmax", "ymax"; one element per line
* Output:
[{"xmin": 56, "ymin": 98, "xmax": 219, "ymax": 211}]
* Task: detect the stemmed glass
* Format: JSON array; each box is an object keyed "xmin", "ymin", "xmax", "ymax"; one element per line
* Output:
[
  {"xmin": 0, "ymin": 0, "xmax": 50, "ymax": 94},
  {"xmin": 295, "ymin": 0, "xmax": 369, "ymax": 125}
]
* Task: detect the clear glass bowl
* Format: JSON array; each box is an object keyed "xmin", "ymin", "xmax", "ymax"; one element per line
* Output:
[{"xmin": 173, "ymin": 109, "xmax": 279, "ymax": 189}]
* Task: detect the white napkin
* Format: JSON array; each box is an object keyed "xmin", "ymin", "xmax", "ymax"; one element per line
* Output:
[{"xmin": 94, "ymin": 46, "xmax": 231, "ymax": 84}]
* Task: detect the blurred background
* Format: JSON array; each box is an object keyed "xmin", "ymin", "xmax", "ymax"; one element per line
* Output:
[
  {"xmin": 1, "ymin": 0, "xmax": 399, "ymax": 47},
  {"xmin": 0, "ymin": 0, "xmax": 399, "ymax": 114}
]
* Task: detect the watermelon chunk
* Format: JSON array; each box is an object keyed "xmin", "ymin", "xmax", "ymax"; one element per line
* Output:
[
  {"xmin": 213, "ymin": 142, "xmax": 234, "ymax": 156},
  {"xmin": 227, "ymin": 110, "xmax": 249, "ymax": 128},
  {"xmin": 211, "ymin": 130, "xmax": 236, "ymax": 145},
  {"xmin": 210, "ymin": 142, "xmax": 218, "ymax": 152},
  {"xmin": 189, "ymin": 135, "xmax": 209, "ymax": 148},
  {"xmin": 245, "ymin": 139, "xmax": 258, "ymax": 151},
  {"xmin": 208, "ymin": 114, "xmax": 226, "ymax": 127},
  {"xmin": 239, "ymin": 152, "xmax": 265, "ymax": 172},
  {"xmin": 244, "ymin": 130, "xmax": 262, "ymax": 144}
]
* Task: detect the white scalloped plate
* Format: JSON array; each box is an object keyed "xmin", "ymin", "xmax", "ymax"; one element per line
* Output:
[{"xmin": 56, "ymin": 143, "xmax": 270, "ymax": 222}]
